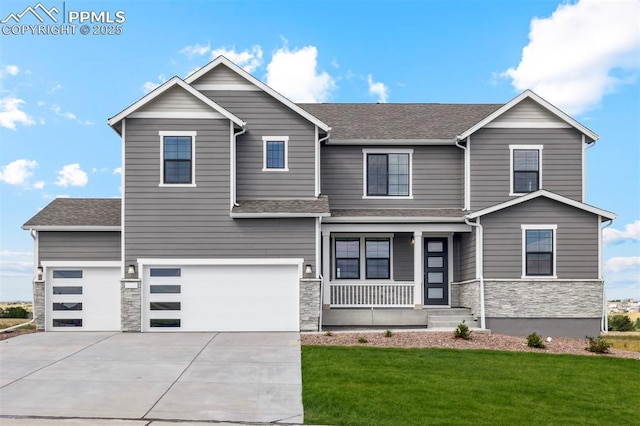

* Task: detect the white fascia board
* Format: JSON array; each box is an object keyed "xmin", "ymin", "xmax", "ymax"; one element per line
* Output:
[
  {"xmin": 230, "ymin": 212, "xmax": 331, "ymax": 218},
  {"xmin": 322, "ymin": 223, "xmax": 472, "ymax": 233},
  {"xmin": 322, "ymin": 216, "xmax": 465, "ymax": 223},
  {"xmin": 108, "ymin": 77, "xmax": 245, "ymax": 128},
  {"xmin": 21, "ymin": 225, "xmax": 121, "ymax": 231},
  {"xmin": 328, "ymin": 139, "xmax": 455, "ymax": 145},
  {"xmin": 466, "ymin": 189, "xmax": 616, "ymax": 220},
  {"xmin": 40, "ymin": 260, "xmax": 121, "ymax": 268},
  {"xmin": 137, "ymin": 258, "xmax": 304, "ymax": 267},
  {"xmin": 457, "ymin": 90, "xmax": 599, "ymax": 141},
  {"xmin": 185, "ymin": 56, "xmax": 331, "ymax": 132}
]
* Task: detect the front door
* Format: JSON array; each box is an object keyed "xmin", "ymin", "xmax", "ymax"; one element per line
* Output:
[{"xmin": 424, "ymin": 238, "xmax": 448, "ymax": 305}]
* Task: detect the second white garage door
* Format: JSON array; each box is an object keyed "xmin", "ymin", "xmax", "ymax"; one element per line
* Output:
[{"xmin": 142, "ymin": 263, "xmax": 301, "ymax": 332}]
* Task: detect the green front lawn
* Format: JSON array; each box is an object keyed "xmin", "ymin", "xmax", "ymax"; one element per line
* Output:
[{"xmin": 302, "ymin": 346, "xmax": 639, "ymax": 425}]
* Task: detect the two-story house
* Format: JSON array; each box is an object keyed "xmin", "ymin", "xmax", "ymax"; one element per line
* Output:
[{"xmin": 23, "ymin": 56, "xmax": 615, "ymax": 337}]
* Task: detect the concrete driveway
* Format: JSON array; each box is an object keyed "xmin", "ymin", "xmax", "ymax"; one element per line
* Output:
[{"xmin": 0, "ymin": 332, "xmax": 303, "ymax": 424}]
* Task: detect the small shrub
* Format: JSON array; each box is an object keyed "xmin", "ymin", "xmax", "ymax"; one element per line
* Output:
[
  {"xmin": 608, "ymin": 315, "xmax": 634, "ymax": 332},
  {"xmin": 1, "ymin": 306, "xmax": 29, "ymax": 319},
  {"xmin": 526, "ymin": 332, "xmax": 546, "ymax": 349},
  {"xmin": 383, "ymin": 330, "xmax": 394, "ymax": 338},
  {"xmin": 454, "ymin": 320, "xmax": 471, "ymax": 340},
  {"xmin": 358, "ymin": 336, "xmax": 369, "ymax": 344},
  {"xmin": 636, "ymin": 318, "xmax": 640, "ymax": 331},
  {"xmin": 324, "ymin": 331, "xmax": 333, "ymax": 337},
  {"xmin": 585, "ymin": 336, "xmax": 611, "ymax": 354}
]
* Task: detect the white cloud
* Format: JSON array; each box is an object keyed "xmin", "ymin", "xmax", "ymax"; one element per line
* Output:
[
  {"xmin": 0, "ymin": 250, "xmax": 31, "ymax": 257},
  {"xmin": 266, "ymin": 45, "xmax": 334, "ymax": 103},
  {"xmin": 211, "ymin": 45, "xmax": 263, "ymax": 73},
  {"xmin": 0, "ymin": 97, "xmax": 35, "ymax": 130},
  {"xmin": 113, "ymin": 167, "xmax": 122, "ymax": 175},
  {"xmin": 180, "ymin": 42, "xmax": 211, "ymax": 58},
  {"xmin": 49, "ymin": 83, "xmax": 62, "ymax": 93},
  {"xmin": 142, "ymin": 74, "xmax": 167, "ymax": 94},
  {"xmin": 1, "ymin": 65, "xmax": 19, "ymax": 77},
  {"xmin": 54, "ymin": 163, "xmax": 88, "ymax": 187},
  {"xmin": 502, "ymin": 0, "xmax": 640, "ymax": 115},
  {"xmin": 32, "ymin": 180, "xmax": 45, "ymax": 189},
  {"xmin": 367, "ymin": 74, "xmax": 389, "ymax": 103},
  {"xmin": 604, "ymin": 220, "xmax": 640, "ymax": 244},
  {"xmin": 605, "ymin": 256, "xmax": 640, "ymax": 273},
  {"xmin": 0, "ymin": 159, "xmax": 37, "ymax": 185},
  {"xmin": 51, "ymin": 104, "xmax": 93, "ymax": 125}
]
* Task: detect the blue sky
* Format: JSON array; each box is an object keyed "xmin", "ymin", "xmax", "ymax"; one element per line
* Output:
[{"xmin": 1, "ymin": 0, "xmax": 638, "ymax": 301}]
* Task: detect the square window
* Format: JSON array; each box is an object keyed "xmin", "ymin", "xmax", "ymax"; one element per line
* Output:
[{"xmin": 365, "ymin": 151, "xmax": 411, "ymax": 197}]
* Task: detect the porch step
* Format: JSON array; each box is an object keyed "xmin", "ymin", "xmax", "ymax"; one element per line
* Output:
[{"xmin": 427, "ymin": 308, "xmax": 478, "ymax": 328}]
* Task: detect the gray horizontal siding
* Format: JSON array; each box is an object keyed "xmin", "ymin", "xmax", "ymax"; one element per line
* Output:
[
  {"xmin": 492, "ymin": 98, "xmax": 565, "ymax": 123},
  {"xmin": 196, "ymin": 64, "xmax": 251, "ymax": 85},
  {"xmin": 393, "ymin": 233, "xmax": 414, "ymax": 281},
  {"xmin": 321, "ymin": 145, "xmax": 463, "ymax": 208},
  {"xmin": 453, "ymin": 231, "xmax": 475, "ymax": 282},
  {"xmin": 202, "ymin": 90, "xmax": 316, "ymax": 199},
  {"xmin": 481, "ymin": 197, "xmax": 599, "ymax": 279},
  {"xmin": 124, "ymin": 117, "xmax": 316, "ymax": 268},
  {"xmin": 138, "ymin": 86, "xmax": 213, "ymax": 113},
  {"xmin": 39, "ymin": 231, "xmax": 121, "ymax": 261},
  {"xmin": 470, "ymin": 128, "xmax": 583, "ymax": 210}
]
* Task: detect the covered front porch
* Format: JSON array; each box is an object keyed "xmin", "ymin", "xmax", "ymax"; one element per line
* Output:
[{"xmin": 320, "ymin": 222, "xmax": 477, "ymax": 328}]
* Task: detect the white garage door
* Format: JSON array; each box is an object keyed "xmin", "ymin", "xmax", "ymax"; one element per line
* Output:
[
  {"xmin": 142, "ymin": 263, "xmax": 300, "ymax": 332},
  {"xmin": 46, "ymin": 266, "xmax": 121, "ymax": 331}
]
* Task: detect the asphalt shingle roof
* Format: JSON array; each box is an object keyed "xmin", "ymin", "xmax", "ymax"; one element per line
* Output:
[
  {"xmin": 297, "ymin": 103, "xmax": 502, "ymax": 140},
  {"xmin": 232, "ymin": 197, "xmax": 330, "ymax": 215},
  {"xmin": 23, "ymin": 198, "xmax": 121, "ymax": 227}
]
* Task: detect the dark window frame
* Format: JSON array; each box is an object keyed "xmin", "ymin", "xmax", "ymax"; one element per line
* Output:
[
  {"xmin": 365, "ymin": 238, "xmax": 391, "ymax": 279},
  {"xmin": 525, "ymin": 229, "xmax": 554, "ymax": 276},
  {"xmin": 513, "ymin": 149, "xmax": 540, "ymax": 194},
  {"xmin": 265, "ymin": 140, "xmax": 286, "ymax": 169},
  {"xmin": 163, "ymin": 135, "xmax": 193, "ymax": 184},
  {"xmin": 366, "ymin": 153, "xmax": 410, "ymax": 197},
  {"xmin": 334, "ymin": 238, "xmax": 361, "ymax": 280}
]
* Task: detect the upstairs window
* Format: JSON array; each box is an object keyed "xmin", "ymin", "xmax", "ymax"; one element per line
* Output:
[
  {"xmin": 510, "ymin": 145, "xmax": 542, "ymax": 195},
  {"xmin": 522, "ymin": 225, "xmax": 557, "ymax": 278},
  {"xmin": 263, "ymin": 136, "xmax": 289, "ymax": 171},
  {"xmin": 160, "ymin": 131, "xmax": 196, "ymax": 186},
  {"xmin": 363, "ymin": 149, "xmax": 412, "ymax": 198}
]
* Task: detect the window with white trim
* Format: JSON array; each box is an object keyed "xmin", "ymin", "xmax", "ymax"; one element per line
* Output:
[
  {"xmin": 522, "ymin": 225, "xmax": 557, "ymax": 278},
  {"xmin": 334, "ymin": 236, "xmax": 393, "ymax": 280},
  {"xmin": 160, "ymin": 131, "xmax": 196, "ymax": 186},
  {"xmin": 263, "ymin": 136, "xmax": 289, "ymax": 171},
  {"xmin": 363, "ymin": 149, "xmax": 413, "ymax": 198},
  {"xmin": 510, "ymin": 145, "xmax": 542, "ymax": 195}
]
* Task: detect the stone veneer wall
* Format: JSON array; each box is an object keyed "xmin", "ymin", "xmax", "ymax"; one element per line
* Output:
[
  {"xmin": 300, "ymin": 278, "xmax": 321, "ymax": 331},
  {"xmin": 121, "ymin": 279, "xmax": 141, "ymax": 332},
  {"xmin": 33, "ymin": 280, "xmax": 45, "ymax": 331},
  {"xmin": 484, "ymin": 280, "xmax": 603, "ymax": 318},
  {"xmin": 451, "ymin": 280, "xmax": 481, "ymax": 318}
]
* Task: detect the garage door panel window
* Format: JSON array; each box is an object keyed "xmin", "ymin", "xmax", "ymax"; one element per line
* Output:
[
  {"xmin": 52, "ymin": 286, "xmax": 83, "ymax": 295},
  {"xmin": 150, "ymin": 318, "xmax": 181, "ymax": 328},
  {"xmin": 150, "ymin": 302, "xmax": 181, "ymax": 311},
  {"xmin": 150, "ymin": 268, "xmax": 181, "ymax": 277},
  {"xmin": 52, "ymin": 270, "xmax": 83, "ymax": 279},
  {"xmin": 53, "ymin": 302, "xmax": 82, "ymax": 311},
  {"xmin": 149, "ymin": 284, "xmax": 181, "ymax": 293},
  {"xmin": 52, "ymin": 318, "xmax": 83, "ymax": 327}
]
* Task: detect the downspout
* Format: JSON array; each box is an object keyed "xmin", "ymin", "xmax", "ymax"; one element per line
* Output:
[
  {"xmin": 231, "ymin": 123, "xmax": 247, "ymax": 208},
  {"xmin": 583, "ymin": 138, "xmax": 596, "ymax": 203},
  {"xmin": 318, "ymin": 215, "xmax": 323, "ymax": 332},
  {"xmin": 316, "ymin": 129, "xmax": 331, "ymax": 198},
  {"xmin": 464, "ymin": 217, "xmax": 485, "ymax": 329},
  {"xmin": 3, "ymin": 230, "xmax": 38, "ymax": 332},
  {"xmin": 454, "ymin": 136, "xmax": 469, "ymax": 211},
  {"xmin": 600, "ymin": 218, "xmax": 613, "ymax": 333}
]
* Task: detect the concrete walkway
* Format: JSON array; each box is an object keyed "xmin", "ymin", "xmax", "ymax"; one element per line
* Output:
[{"xmin": 0, "ymin": 332, "xmax": 303, "ymax": 424}]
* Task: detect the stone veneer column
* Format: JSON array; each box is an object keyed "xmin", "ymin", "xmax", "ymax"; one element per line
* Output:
[
  {"xmin": 300, "ymin": 278, "xmax": 321, "ymax": 331},
  {"xmin": 121, "ymin": 279, "xmax": 142, "ymax": 332},
  {"xmin": 33, "ymin": 279, "xmax": 45, "ymax": 331}
]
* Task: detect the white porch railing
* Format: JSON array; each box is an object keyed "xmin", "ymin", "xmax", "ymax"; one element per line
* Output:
[{"xmin": 330, "ymin": 283, "xmax": 415, "ymax": 307}]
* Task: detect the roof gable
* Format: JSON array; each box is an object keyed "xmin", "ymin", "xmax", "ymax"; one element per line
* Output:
[
  {"xmin": 457, "ymin": 90, "xmax": 598, "ymax": 141},
  {"xmin": 466, "ymin": 189, "xmax": 615, "ymax": 221},
  {"xmin": 108, "ymin": 77, "xmax": 244, "ymax": 133},
  {"xmin": 185, "ymin": 56, "xmax": 330, "ymax": 132}
]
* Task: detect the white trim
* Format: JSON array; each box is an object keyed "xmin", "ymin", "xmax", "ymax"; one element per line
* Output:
[
  {"xmin": 466, "ymin": 189, "xmax": 616, "ymax": 220},
  {"xmin": 413, "ymin": 231, "xmax": 423, "ymax": 307},
  {"xmin": 475, "ymin": 217, "xmax": 482, "ymax": 279},
  {"xmin": 159, "ymin": 131, "xmax": 197, "ymax": 186},
  {"xmin": 457, "ymin": 89, "xmax": 599, "ymax": 141},
  {"xmin": 323, "ymin": 216, "xmax": 464, "ymax": 224},
  {"xmin": 192, "ymin": 83, "xmax": 261, "ymax": 91},
  {"xmin": 521, "ymin": 224, "xmax": 558, "ymax": 279},
  {"xmin": 262, "ymin": 136, "xmax": 289, "ymax": 171},
  {"xmin": 121, "ymin": 118, "xmax": 126, "ymax": 277},
  {"xmin": 231, "ymin": 212, "xmax": 330, "ymax": 218},
  {"xmin": 41, "ymin": 261, "xmax": 121, "ymax": 268},
  {"xmin": 362, "ymin": 148, "xmax": 413, "ymax": 199},
  {"xmin": 314, "ymin": 126, "xmax": 320, "ymax": 197},
  {"xmin": 329, "ymin": 139, "xmax": 455, "ymax": 145},
  {"xmin": 138, "ymin": 258, "xmax": 304, "ymax": 278},
  {"xmin": 598, "ymin": 215, "xmax": 602, "ymax": 278},
  {"xmin": 315, "ymin": 217, "xmax": 321, "ymax": 279},
  {"xmin": 582, "ymin": 134, "xmax": 586, "ymax": 203},
  {"xmin": 484, "ymin": 121, "xmax": 571, "ymax": 129},
  {"xmin": 322, "ymin": 232, "xmax": 331, "ymax": 304},
  {"xmin": 482, "ymin": 278, "xmax": 603, "ymax": 282},
  {"xmin": 129, "ymin": 111, "xmax": 225, "ymax": 119},
  {"xmin": 465, "ymin": 136, "xmax": 471, "ymax": 211},
  {"xmin": 22, "ymin": 226, "xmax": 121, "ymax": 231},
  {"xmin": 509, "ymin": 144, "xmax": 543, "ymax": 196},
  {"xmin": 323, "ymin": 223, "xmax": 471, "ymax": 233},
  {"xmin": 108, "ymin": 76, "xmax": 244, "ymax": 128},
  {"xmin": 185, "ymin": 56, "xmax": 330, "ymax": 131}
]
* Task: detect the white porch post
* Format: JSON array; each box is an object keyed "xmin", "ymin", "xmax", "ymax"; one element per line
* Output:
[
  {"xmin": 322, "ymin": 231, "xmax": 331, "ymax": 308},
  {"xmin": 413, "ymin": 231, "xmax": 423, "ymax": 308}
]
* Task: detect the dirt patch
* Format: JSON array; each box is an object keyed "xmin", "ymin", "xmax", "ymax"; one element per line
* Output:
[
  {"xmin": 0, "ymin": 328, "xmax": 37, "ymax": 341},
  {"xmin": 302, "ymin": 330, "xmax": 640, "ymax": 360}
]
